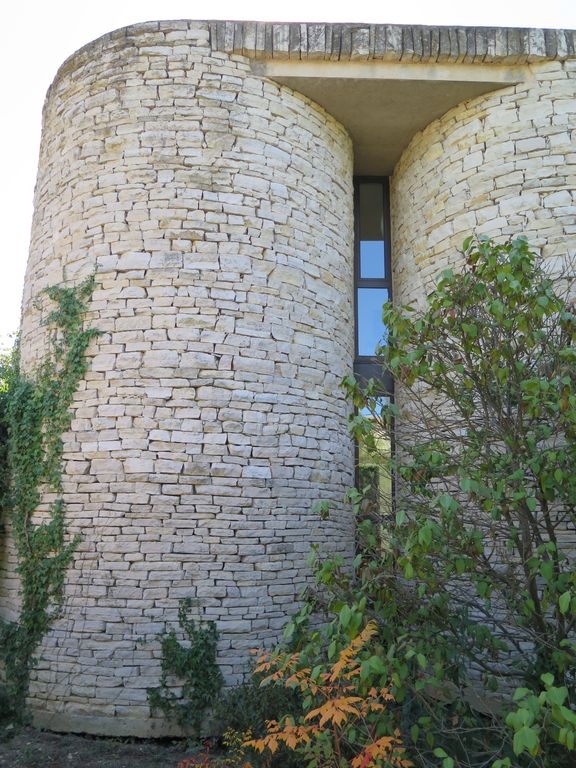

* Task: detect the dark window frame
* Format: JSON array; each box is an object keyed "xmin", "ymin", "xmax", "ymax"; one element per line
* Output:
[
  {"xmin": 353, "ymin": 176, "xmax": 393, "ymax": 393},
  {"xmin": 353, "ymin": 177, "xmax": 395, "ymax": 513}
]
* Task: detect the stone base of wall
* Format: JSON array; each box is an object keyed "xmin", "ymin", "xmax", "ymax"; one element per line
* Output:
[{"xmin": 32, "ymin": 708, "xmax": 182, "ymax": 738}]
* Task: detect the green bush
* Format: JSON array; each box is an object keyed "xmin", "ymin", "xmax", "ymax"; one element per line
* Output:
[{"xmin": 272, "ymin": 237, "xmax": 575, "ymax": 768}]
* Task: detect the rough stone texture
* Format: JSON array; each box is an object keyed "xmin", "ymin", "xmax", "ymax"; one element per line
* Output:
[
  {"xmin": 390, "ymin": 59, "xmax": 576, "ymax": 482},
  {"xmin": 207, "ymin": 21, "xmax": 574, "ymax": 63},
  {"xmin": 2, "ymin": 17, "xmax": 575, "ymax": 739},
  {"xmin": 391, "ymin": 59, "xmax": 576, "ymax": 306},
  {"xmin": 0, "ymin": 20, "xmax": 354, "ymax": 736}
]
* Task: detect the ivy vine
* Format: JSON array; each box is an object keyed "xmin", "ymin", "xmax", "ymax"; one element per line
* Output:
[
  {"xmin": 0, "ymin": 276, "xmax": 98, "ymax": 724},
  {"xmin": 148, "ymin": 598, "xmax": 224, "ymax": 735}
]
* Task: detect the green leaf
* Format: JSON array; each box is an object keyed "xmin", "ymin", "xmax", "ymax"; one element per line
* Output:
[
  {"xmin": 462, "ymin": 322, "xmax": 478, "ymax": 338},
  {"xmin": 540, "ymin": 560, "xmax": 554, "ymax": 582},
  {"xmin": 396, "ymin": 509, "xmax": 407, "ymax": 526},
  {"xmin": 339, "ymin": 605, "xmax": 352, "ymax": 628},
  {"xmin": 546, "ymin": 686, "xmax": 567, "ymax": 706},
  {"xmin": 559, "ymin": 591, "xmax": 571, "ymax": 615},
  {"xmin": 368, "ymin": 655, "xmax": 386, "ymax": 674},
  {"xmin": 513, "ymin": 687, "xmax": 530, "ymax": 702},
  {"xmin": 513, "ymin": 726, "xmax": 539, "ymax": 756},
  {"xmin": 418, "ymin": 524, "xmax": 432, "ymax": 546}
]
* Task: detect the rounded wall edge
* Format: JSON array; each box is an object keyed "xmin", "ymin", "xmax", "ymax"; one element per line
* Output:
[
  {"xmin": 390, "ymin": 59, "xmax": 576, "ymax": 309},
  {"xmin": 4, "ymin": 22, "xmax": 356, "ymax": 736},
  {"xmin": 21, "ymin": 19, "xmax": 353, "ymax": 372},
  {"xmin": 45, "ymin": 22, "xmax": 208, "ymax": 102}
]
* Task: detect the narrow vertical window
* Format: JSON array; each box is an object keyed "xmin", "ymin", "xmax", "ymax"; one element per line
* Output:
[
  {"xmin": 354, "ymin": 178, "xmax": 393, "ymax": 518},
  {"xmin": 354, "ymin": 178, "xmax": 392, "ymax": 389}
]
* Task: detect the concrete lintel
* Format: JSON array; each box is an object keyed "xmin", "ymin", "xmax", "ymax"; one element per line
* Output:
[
  {"xmin": 260, "ymin": 63, "xmax": 529, "ymax": 174},
  {"xmin": 253, "ymin": 58, "xmax": 530, "ymax": 85}
]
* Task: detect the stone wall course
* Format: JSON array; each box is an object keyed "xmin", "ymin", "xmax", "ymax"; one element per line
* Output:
[
  {"xmin": 391, "ymin": 60, "xmax": 576, "ymax": 309},
  {"xmin": 0, "ymin": 20, "xmax": 355, "ymax": 736},
  {"xmin": 2, "ymin": 15, "xmax": 575, "ymax": 739}
]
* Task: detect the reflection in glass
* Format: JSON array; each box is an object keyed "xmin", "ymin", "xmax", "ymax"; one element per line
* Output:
[
  {"xmin": 360, "ymin": 240, "xmax": 385, "ymax": 278},
  {"xmin": 359, "ymin": 183, "xmax": 386, "ymax": 279},
  {"xmin": 357, "ymin": 288, "xmax": 388, "ymax": 356},
  {"xmin": 358, "ymin": 397, "xmax": 392, "ymax": 520}
]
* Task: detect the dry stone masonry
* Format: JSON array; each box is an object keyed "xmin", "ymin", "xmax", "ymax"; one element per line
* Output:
[
  {"xmin": 0, "ymin": 18, "xmax": 574, "ymax": 737},
  {"xmin": 392, "ymin": 59, "xmax": 576, "ymax": 307}
]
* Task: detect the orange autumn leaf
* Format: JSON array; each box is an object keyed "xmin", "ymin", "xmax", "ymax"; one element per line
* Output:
[
  {"xmin": 329, "ymin": 621, "xmax": 378, "ymax": 682},
  {"xmin": 285, "ymin": 667, "xmax": 313, "ymax": 689},
  {"xmin": 380, "ymin": 687, "xmax": 394, "ymax": 701},
  {"xmin": 305, "ymin": 695, "xmax": 363, "ymax": 727},
  {"xmin": 244, "ymin": 721, "xmax": 315, "ymax": 754},
  {"xmin": 351, "ymin": 734, "xmax": 412, "ymax": 768}
]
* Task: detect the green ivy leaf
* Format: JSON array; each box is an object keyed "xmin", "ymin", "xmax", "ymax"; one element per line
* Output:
[{"xmin": 559, "ymin": 591, "xmax": 571, "ymax": 615}]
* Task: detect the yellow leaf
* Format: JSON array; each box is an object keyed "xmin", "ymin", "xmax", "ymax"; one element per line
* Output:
[
  {"xmin": 306, "ymin": 696, "xmax": 362, "ymax": 727},
  {"xmin": 329, "ymin": 621, "xmax": 378, "ymax": 682}
]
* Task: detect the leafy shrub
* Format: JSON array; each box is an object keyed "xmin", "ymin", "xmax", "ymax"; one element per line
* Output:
[
  {"xmin": 245, "ymin": 621, "xmax": 410, "ymax": 768},
  {"xmin": 495, "ymin": 673, "xmax": 576, "ymax": 764},
  {"xmin": 215, "ymin": 666, "xmax": 302, "ymax": 767},
  {"xmin": 148, "ymin": 601, "xmax": 301, "ymax": 764},
  {"xmin": 285, "ymin": 237, "xmax": 575, "ymax": 767}
]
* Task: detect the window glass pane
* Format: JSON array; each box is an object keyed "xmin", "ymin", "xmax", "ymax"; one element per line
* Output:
[
  {"xmin": 359, "ymin": 183, "xmax": 386, "ymax": 278},
  {"xmin": 358, "ymin": 397, "xmax": 392, "ymax": 519},
  {"xmin": 360, "ymin": 395, "xmax": 390, "ymax": 418},
  {"xmin": 360, "ymin": 241, "xmax": 385, "ymax": 279},
  {"xmin": 357, "ymin": 287, "xmax": 388, "ymax": 356}
]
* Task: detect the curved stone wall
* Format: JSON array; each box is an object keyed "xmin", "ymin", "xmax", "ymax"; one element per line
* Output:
[
  {"xmin": 3, "ymin": 21, "xmax": 355, "ymax": 735},
  {"xmin": 391, "ymin": 59, "xmax": 576, "ymax": 307}
]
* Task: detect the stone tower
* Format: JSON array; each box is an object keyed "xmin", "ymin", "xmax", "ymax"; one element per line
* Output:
[{"xmin": 1, "ymin": 19, "xmax": 574, "ymax": 737}]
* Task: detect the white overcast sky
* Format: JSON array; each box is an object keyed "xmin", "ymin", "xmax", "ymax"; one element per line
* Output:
[{"xmin": 1, "ymin": 0, "xmax": 575, "ymax": 348}]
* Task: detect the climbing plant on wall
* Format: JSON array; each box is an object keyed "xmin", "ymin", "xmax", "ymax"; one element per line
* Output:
[{"xmin": 0, "ymin": 276, "xmax": 98, "ymax": 725}]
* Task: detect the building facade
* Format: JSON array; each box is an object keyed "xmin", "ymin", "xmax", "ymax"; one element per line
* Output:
[{"xmin": 0, "ymin": 19, "xmax": 575, "ymax": 736}]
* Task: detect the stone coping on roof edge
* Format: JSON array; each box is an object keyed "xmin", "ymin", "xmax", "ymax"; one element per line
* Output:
[{"xmin": 49, "ymin": 20, "xmax": 576, "ymax": 95}]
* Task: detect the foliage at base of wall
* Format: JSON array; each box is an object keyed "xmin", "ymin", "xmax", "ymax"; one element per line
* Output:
[
  {"xmin": 254, "ymin": 237, "xmax": 575, "ymax": 768},
  {"xmin": 148, "ymin": 598, "xmax": 302, "ymax": 767},
  {"xmin": 0, "ymin": 276, "xmax": 98, "ymax": 726},
  {"xmin": 245, "ymin": 621, "xmax": 410, "ymax": 768},
  {"xmin": 215, "ymin": 665, "xmax": 303, "ymax": 767},
  {"xmin": 148, "ymin": 598, "xmax": 225, "ymax": 736}
]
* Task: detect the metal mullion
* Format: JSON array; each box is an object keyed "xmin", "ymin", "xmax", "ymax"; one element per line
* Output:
[{"xmin": 356, "ymin": 278, "xmax": 391, "ymax": 289}]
